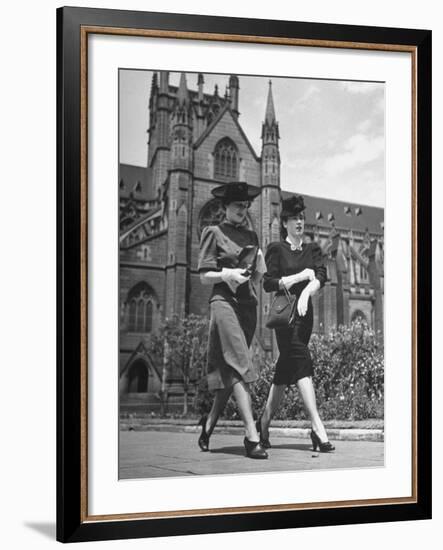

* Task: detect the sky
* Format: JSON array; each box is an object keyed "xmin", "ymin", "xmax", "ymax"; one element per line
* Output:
[{"xmin": 120, "ymin": 70, "xmax": 385, "ymax": 207}]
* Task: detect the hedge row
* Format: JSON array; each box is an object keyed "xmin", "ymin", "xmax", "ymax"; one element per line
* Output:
[{"xmin": 194, "ymin": 320, "xmax": 384, "ymax": 421}]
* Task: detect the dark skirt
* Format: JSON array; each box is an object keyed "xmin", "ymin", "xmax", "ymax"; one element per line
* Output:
[
  {"xmin": 273, "ymin": 300, "xmax": 314, "ymax": 385},
  {"xmin": 206, "ymin": 299, "xmax": 258, "ymax": 390}
]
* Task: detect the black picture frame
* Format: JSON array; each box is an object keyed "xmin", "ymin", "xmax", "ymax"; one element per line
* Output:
[{"xmin": 57, "ymin": 6, "xmax": 432, "ymax": 543}]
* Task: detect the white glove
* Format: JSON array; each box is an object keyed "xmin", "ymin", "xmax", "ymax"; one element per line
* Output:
[
  {"xmin": 300, "ymin": 268, "xmax": 316, "ymax": 282},
  {"xmin": 297, "ymin": 289, "xmax": 310, "ymax": 316},
  {"xmin": 280, "ymin": 274, "xmax": 299, "ymax": 291},
  {"xmin": 221, "ymin": 268, "xmax": 250, "ymax": 292}
]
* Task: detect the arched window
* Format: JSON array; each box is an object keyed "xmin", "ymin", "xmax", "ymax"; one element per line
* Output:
[
  {"xmin": 360, "ymin": 263, "xmax": 369, "ymax": 282},
  {"xmin": 214, "ymin": 138, "xmax": 239, "ymax": 180},
  {"xmin": 145, "ymin": 301, "xmax": 153, "ymax": 333},
  {"xmin": 128, "ymin": 360, "xmax": 148, "ymax": 393},
  {"xmin": 127, "ymin": 283, "xmax": 155, "ymax": 333}
]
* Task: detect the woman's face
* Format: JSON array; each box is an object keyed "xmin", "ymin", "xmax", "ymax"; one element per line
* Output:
[
  {"xmin": 284, "ymin": 213, "xmax": 305, "ymax": 239},
  {"xmin": 225, "ymin": 200, "xmax": 250, "ymax": 225}
]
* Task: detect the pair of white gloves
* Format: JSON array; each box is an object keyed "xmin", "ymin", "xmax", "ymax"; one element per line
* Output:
[
  {"xmin": 280, "ymin": 268, "xmax": 316, "ymax": 290},
  {"xmin": 220, "ymin": 267, "xmax": 318, "ymax": 316},
  {"xmin": 280, "ymin": 268, "xmax": 319, "ymax": 317}
]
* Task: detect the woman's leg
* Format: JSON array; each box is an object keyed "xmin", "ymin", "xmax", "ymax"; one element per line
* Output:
[
  {"xmin": 232, "ymin": 381, "xmax": 260, "ymax": 441},
  {"xmin": 205, "ymin": 387, "xmax": 232, "ymax": 434},
  {"xmin": 260, "ymin": 384, "xmax": 286, "ymax": 438},
  {"xmin": 297, "ymin": 376, "xmax": 328, "ymax": 442}
]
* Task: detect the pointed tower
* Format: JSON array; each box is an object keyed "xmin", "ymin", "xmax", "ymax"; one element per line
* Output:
[
  {"xmin": 165, "ymin": 73, "xmax": 194, "ymax": 318},
  {"xmin": 147, "ymin": 71, "xmax": 171, "ymax": 198},
  {"xmin": 260, "ymin": 81, "xmax": 282, "ymax": 350},
  {"xmin": 170, "ymin": 72, "xmax": 193, "ymax": 172},
  {"xmin": 368, "ymin": 236, "xmax": 384, "ymax": 339},
  {"xmin": 229, "ymin": 75, "xmax": 239, "ymax": 118},
  {"xmin": 194, "ymin": 73, "xmax": 206, "ymax": 139},
  {"xmin": 206, "ymin": 84, "xmax": 223, "ymax": 126},
  {"xmin": 260, "ymin": 80, "xmax": 281, "ymax": 248}
]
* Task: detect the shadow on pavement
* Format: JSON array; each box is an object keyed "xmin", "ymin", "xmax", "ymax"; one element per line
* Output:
[
  {"xmin": 208, "ymin": 442, "xmax": 313, "ymax": 456},
  {"xmin": 270, "ymin": 443, "xmax": 313, "ymax": 451},
  {"xmin": 208, "ymin": 445, "xmax": 246, "ymax": 456}
]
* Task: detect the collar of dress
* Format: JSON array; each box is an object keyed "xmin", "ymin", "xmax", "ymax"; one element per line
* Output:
[
  {"xmin": 286, "ymin": 236, "xmax": 304, "ymax": 251},
  {"xmin": 223, "ymin": 219, "xmax": 246, "ymax": 229}
]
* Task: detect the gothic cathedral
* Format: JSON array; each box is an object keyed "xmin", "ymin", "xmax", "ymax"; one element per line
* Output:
[{"xmin": 118, "ymin": 72, "xmax": 384, "ymax": 405}]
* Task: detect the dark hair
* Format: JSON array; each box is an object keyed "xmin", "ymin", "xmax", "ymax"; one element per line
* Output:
[
  {"xmin": 279, "ymin": 211, "xmax": 305, "ymax": 240},
  {"xmin": 221, "ymin": 198, "xmax": 251, "ymax": 208},
  {"xmin": 280, "ymin": 215, "xmax": 289, "ymax": 240}
]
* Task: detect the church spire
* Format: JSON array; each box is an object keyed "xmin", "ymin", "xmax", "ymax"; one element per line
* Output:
[
  {"xmin": 177, "ymin": 72, "xmax": 190, "ymax": 106},
  {"xmin": 261, "ymin": 80, "xmax": 279, "ymax": 143},
  {"xmin": 265, "ymin": 80, "xmax": 276, "ymax": 124}
]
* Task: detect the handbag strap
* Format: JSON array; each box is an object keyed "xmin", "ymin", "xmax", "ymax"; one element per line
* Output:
[{"xmin": 281, "ymin": 284, "xmax": 292, "ymax": 302}]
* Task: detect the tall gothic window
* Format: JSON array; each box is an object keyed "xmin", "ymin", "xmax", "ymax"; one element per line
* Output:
[
  {"xmin": 127, "ymin": 283, "xmax": 155, "ymax": 333},
  {"xmin": 214, "ymin": 138, "xmax": 239, "ymax": 180}
]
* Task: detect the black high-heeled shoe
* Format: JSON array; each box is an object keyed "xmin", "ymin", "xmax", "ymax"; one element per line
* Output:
[
  {"xmin": 255, "ymin": 416, "xmax": 272, "ymax": 449},
  {"xmin": 310, "ymin": 429, "xmax": 335, "ymax": 453},
  {"xmin": 198, "ymin": 415, "xmax": 211, "ymax": 452},
  {"xmin": 244, "ymin": 437, "xmax": 268, "ymax": 459}
]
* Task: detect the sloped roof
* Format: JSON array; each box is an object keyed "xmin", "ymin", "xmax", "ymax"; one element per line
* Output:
[
  {"xmin": 281, "ymin": 190, "xmax": 384, "ymax": 235},
  {"xmin": 119, "ymin": 342, "xmax": 162, "ymax": 379},
  {"xmin": 119, "ymin": 163, "xmax": 155, "ymax": 202},
  {"xmin": 194, "ymin": 104, "xmax": 260, "ymax": 161},
  {"xmin": 119, "ymin": 205, "xmax": 162, "ymax": 243}
]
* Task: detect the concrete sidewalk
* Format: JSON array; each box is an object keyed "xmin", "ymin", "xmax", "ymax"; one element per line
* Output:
[{"xmin": 119, "ymin": 430, "xmax": 384, "ymax": 480}]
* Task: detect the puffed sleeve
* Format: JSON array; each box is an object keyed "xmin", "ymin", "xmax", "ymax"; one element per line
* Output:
[
  {"xmin": 198, "ymin": 226, "xmax": 219, "ymax": 273},
  {"xmin": 250, "ymin": 230, "xmax": 267, "ymax": 275},
  {"xmin": 312, "ymin": 242, "xmax": 327, "ymax": 288},
  {"xmin": 263, "ymin": 242, "xmax": 281, "ymax": 293},
  {"xmin": 255, "ymin": 249, "xmax": 267, "ymax": 274}
]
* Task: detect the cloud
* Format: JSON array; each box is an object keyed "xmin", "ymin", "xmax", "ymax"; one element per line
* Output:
[
  {"xmin": 321, "ymin": 133, "xmax": 384, "ymax": 174},
  {"xmin": 293, "ymin": 84, "xmax": 320, "ymax": 107},
  {"xmin": 358, "ymin": 119, "xmax": 372, "ymax": 133},
  {"xmin": 341, "ymin": 81, "xmax": 383, "ymax": 94}
]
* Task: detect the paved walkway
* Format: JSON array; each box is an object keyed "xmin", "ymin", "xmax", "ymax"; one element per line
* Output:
[{"xmin": 119, "ymin": 430, "xmax": 384, "ymax": 480}]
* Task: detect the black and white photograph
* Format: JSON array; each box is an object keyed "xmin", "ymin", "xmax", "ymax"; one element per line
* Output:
[
  {"xmin": 118, "ymin": 69, "xmax": 385, "ymax": 480},
  {"xmin": 2, "ymin": 0, "xmax": 436, "ymax": 546}
]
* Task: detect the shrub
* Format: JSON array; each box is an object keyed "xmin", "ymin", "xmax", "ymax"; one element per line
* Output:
[
  {"xmin": 194, "ymin": 319, "xmax": 384, "ymax": 421},
  {"xmin": 148, "ymin": 314, "xmax": 209, "ymax": 416},
  {"xmin": 310, "ymin": 320, "xmax": 384, "ymax": 420}
]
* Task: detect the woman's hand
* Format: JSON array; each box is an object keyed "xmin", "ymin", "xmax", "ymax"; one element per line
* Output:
[
  {"xmin": 297, "ymin": 289, "xmax": 310, "ymax": 317},
  {"xmin": 221, "ymin": 268, "xmax": 250, "ymax": 292}
]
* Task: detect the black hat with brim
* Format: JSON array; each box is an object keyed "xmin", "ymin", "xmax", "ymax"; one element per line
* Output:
[
  {"xmin": 281, "ymin": 195, "xmax": 306, "ymax": 217},
  {"xmin": 211, "ymin": 181, "xmax": 261, "ymax": 202}
]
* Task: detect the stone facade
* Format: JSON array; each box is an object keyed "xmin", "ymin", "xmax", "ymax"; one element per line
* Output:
[{"xmin": 118, "ymin": 72, "xmax": 384, "ymax": 408}]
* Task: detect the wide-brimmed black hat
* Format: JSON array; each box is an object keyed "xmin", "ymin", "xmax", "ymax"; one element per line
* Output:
[
  {"xmin": 211, "ymin": 181, "xmax": 261, "ymax": 203},
  {"xmin": 281, "ymin": 195, "xmax": 306, "ymax": 218}
]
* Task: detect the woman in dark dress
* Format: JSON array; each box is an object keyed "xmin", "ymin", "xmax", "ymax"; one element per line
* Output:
[
  {"xmin": 258, "ymin": 195, "xmax": 335, "ymax": 453},
  {"xmin": 197, "ymin": 181, "xmax": 268, "ymax": 459}
]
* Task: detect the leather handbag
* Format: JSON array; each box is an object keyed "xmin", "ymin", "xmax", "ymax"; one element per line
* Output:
[{"xmin": 266, "ymin": 286, "xmax": 298, "ymax": 329}]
